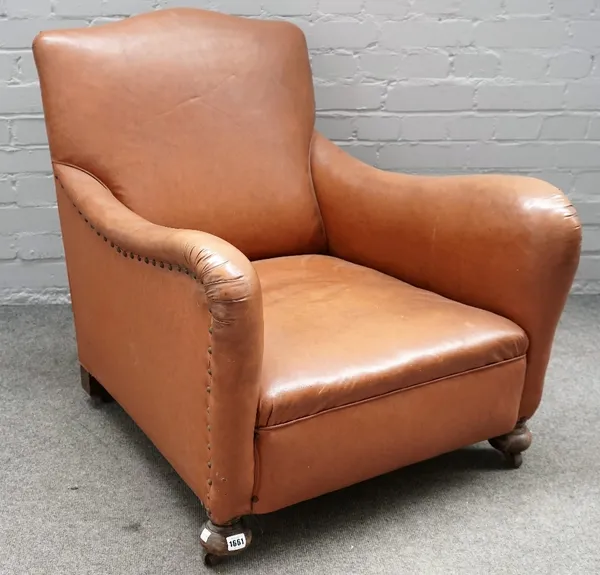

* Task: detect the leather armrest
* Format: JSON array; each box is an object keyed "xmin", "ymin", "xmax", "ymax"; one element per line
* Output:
[
  {"xmin": 53, "ymin": 161, "xmax": 261, "ymax": 321},
  {"xmin": 54, "ymin": 161, "xmax": 263, "ymax": 523},
  {"xmin": 311, "ymin": 133, "xmax": 582, "ymax": 419}
]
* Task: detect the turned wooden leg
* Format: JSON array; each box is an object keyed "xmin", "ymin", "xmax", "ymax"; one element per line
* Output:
[
  {"xmin": 200, "ymin": 518, "xmax": 252, "ymax": 566},
  {"xmin": 489, "ymin": 418, "xmax": 532, "ymax": 469},
  {"xmin": 80, "ymin": 365, "xmax": 114, "ymax": 403}
]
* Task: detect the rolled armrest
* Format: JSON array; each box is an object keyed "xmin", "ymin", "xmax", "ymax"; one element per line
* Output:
[
  {"xmin": 311, "ymin": 133, "xmax": 581, "ymax": 419},
  {"xmin": 54, "ymin": 161, "xmax": 261, "ymax": 323},
  {"xmin": 54, "ymin": 161, "xmax": 263, "ymax": 524}
]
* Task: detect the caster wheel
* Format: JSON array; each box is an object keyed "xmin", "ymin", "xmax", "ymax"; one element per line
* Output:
[
  {"xmin": 200, "ymin": 518, "xmax": 252, "ymax": 563},
  {"xmin": 204, "ymin": 553, "xmax": 223, "ymax": 567},
  {"xmin": 506, "ymin": 452, "xmax": 523, "ymax": 469},
  {"xmin": 489, "ymin": 419, "xmax": 531, "ymax": 470}
]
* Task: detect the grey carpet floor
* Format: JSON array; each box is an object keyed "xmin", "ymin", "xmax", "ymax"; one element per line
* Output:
[{"xmin": 1, "ymin": 298, "xmax": 599, "ymax": 575}]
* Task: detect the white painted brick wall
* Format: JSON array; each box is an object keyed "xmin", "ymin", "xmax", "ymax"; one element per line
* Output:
[{"xmin": 1, "ymin": 0, "xmax": 599, "ymax": 302}]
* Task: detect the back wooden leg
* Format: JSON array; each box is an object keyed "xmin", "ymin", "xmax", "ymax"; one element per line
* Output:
[
  {"xmin": 489, "ymin": 418, "xmax": 532, "ymax": 469},
  {"xmin": 80, "ymin": 365, "xmax": 114, "ymax": 403}
]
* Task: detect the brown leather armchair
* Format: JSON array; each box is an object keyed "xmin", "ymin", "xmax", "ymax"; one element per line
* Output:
[{"xmin": 33, "ymin": 8, "xmax": 581, "ymax": 565}]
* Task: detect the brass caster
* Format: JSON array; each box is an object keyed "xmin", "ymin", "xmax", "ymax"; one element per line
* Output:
[
  {"xmin": 200, "ymin": 518, "xmax": 252, "ymax": 565},
  {"xmin": 489, "ymin": 418, "xmax": 532, "ymax": 469}
]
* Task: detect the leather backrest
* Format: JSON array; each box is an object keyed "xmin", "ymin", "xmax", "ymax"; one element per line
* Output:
[{"xmin": 33, "ymin": 8, "xmax": 326, "ymax": 260}]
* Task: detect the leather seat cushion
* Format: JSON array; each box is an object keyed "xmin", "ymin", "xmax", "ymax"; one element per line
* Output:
[{"xmin": 254, "ymin": 255, "xmax": 528, "ymax": 427}]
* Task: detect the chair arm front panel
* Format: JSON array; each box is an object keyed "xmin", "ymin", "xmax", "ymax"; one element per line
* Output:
[{"xmin": 54, "ymin": 163, "xmax": 264, "ymax": 524}]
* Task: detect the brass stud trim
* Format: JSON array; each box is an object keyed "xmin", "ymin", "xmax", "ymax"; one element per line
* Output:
[
  {"xmin": 67, "ymin": 193, "xmax": 220, "ymax": 516},
  {"xmin": 207, "ymin": 321, "xmax": 214, "ymax": 504},
  {"xmin": 69, "ymin": 201, "xmax": 208, "ymax": 315}
]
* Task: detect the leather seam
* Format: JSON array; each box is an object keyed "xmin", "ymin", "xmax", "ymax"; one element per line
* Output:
[
  {"xmin": 259, "ymin": 354, "xmax": 527, "ymax": 430},
  {"xmin": 54, "ymin": 172, "xmax": 216, "ymax": 515},
  {"xmin": 307, "ymin": 131, "xmax": 328, "ymax": 253},
  {"xmin": 250, "ymin": 432, "xmax": 260, "ymax": 511},
  {"xmin": 53, "ymin": 160, "xmax": 113, "ymax": 192}
]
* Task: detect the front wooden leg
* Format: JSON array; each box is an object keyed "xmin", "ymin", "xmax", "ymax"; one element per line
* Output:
[
  {"xmin": 489, "ymin": 418, "xmax": 532, "ymax": 469},
  {"xmin": 80, "ymin": 365, "xmax": 114, "ymax": 403},
  {"xmin": 200, "ymin": 518, "xmax": 252, "ymax": 567}
]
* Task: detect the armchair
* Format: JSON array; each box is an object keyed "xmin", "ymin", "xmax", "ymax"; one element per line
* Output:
[{"xmin": 33, "ymin": 8, "xmax": 581, "ymax": 565}]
